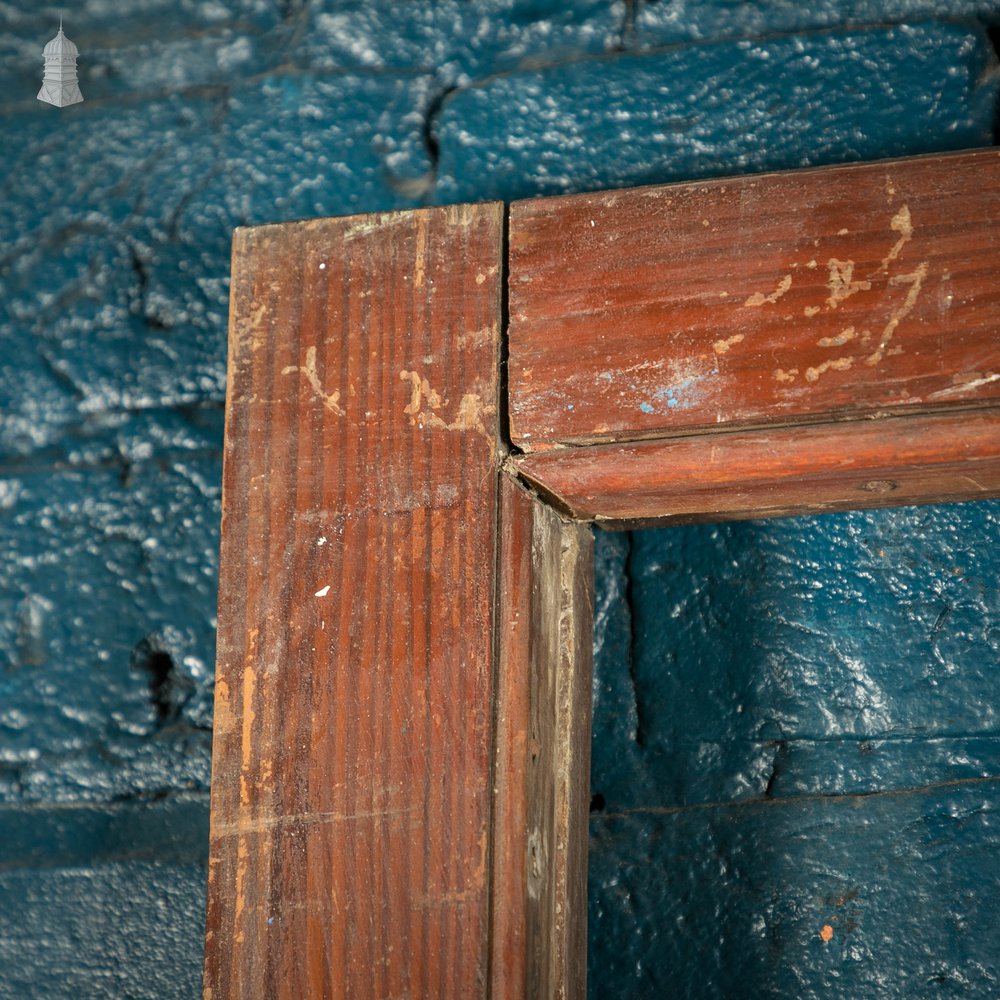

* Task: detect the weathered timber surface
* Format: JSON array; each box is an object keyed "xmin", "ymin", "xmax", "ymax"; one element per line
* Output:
[
  {"xmin": 514, "ymin": 409, "xmax": 1000, "ymax": 525},
  {"xmin": 524, "ymin": 494, "xmax": 593, "ymax": 1000},
  {"xmin": 508, "ymin": 149, "xmax": 1000, "ymax": 451},
  {"xmin": 491, "ymin": 479, "xmax": 594, "ymax": 999},
  {"xmin": 204, "ymin": 204, "xmax": 503, "ymax": 999},
  {"xmin": 490, "ymin": 479, "xmax": 534, "ymax": 999}
]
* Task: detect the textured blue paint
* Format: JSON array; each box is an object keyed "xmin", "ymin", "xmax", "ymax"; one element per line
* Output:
[
  {"xmin": 0, "ymin": 0, "xmax": 998, "ymax": 994},
  {"xmin": 435, "ymin": 22, "xmax": 998, "ymax": 202},
  {"xmin": 632, "ymin": 1, "xmax": 1000, "ymax": 46},
  {"xmin": 0, "ymin": 862, "xmax": 207, "ymax": 999},
  {"xmin": 590, "ymin": 501, "xmax": 1000, "ymax": 997},
  {"xmin": 592, "ymin": 504, "xmax": 1000, "ymax": 809},
  {"xmin": 0, "ymin": 460, "xmax": 217, "ymax": 803},
  {"xmin": 0, "ymin": 797, "xmax": 207, "ymax": 868},
  {"xmin": 297, "ymin": 1, "xmax": 621, "ymax": 80},
  {"xmin": 589, "ymin": 784, "xmax": 1000, "ymax": 998}
]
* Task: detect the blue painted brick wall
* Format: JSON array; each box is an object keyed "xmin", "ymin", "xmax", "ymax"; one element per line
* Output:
[
  {"xmin": 590, "ymin": 502, "xmax": 1000, "ymax": 997},
  {"xmin": 0, "ymin": 1, "xmax": 997, "ymax": 995}
]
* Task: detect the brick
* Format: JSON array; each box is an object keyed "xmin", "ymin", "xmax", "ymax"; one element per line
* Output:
[
  {"xmin": 0, "ymin": 861, "xmax": 206, "ymax": 999},
  {"xmin": 0, "ymin": 459, "xmax": 220, "ymax": 803},
  {"xmin": 589, "ymin": 783, "xmax": 1000, "ymax": 998},
  {"xmin": 591, "ymin": 501, "xmax": 1000, "ymax": 812},
  {"xmin": 633, "ymin": 1, "xmax": 999, "ymax": 46},
  {"xmin": 300, "ymin": 0, "xmax": 621, "ymax": 80},
  {"xmin": 434, "ymin": 22, "xmax": 998, "ymax": 203}
]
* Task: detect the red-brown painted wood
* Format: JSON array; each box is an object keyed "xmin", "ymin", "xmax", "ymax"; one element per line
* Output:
[
  {"xmin": 490, "ymin": 478, "xmax": 534, "ymax": 999},
  {"xmin": 491, "ymin": 477, "xmax": 593, "ymax": 1000},
  {"xmin": 508, "ymin": 149, "xmax": 1000, "ymax": 451},
  {"xmin": 206, "ymin": 149, "xmax": 1000, "ymax": 1000},
  {"xmin": 513, "ymin": 408, "xmax": 1000, "ymax": 526},
  {"xmin": 204, "ymin": 204, "xmax": 503, "ymax": 999}
]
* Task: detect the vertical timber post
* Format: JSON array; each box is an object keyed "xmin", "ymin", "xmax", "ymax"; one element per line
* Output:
[
  {"xmin": 204, "ymin": 204, "xmax": 506, "ymax": 998},
  {"xmin": 491, "ymin": 478, "xmax": 594, "ymax": 999}
]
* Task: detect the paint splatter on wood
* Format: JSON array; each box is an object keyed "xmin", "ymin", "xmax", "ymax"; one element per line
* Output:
[
  {"xmin": 399, "ymin": 370, "xmax": 495, "ymax": 435},
  {"xmin": 826, "ymin": 259, "xmax": 871, "ymax": 309},
  {"xmin": 744, "ymin": 274, "xmax": 791, "ymax": 307},
  {"xmin": 805, "ymin": 356, "xmax": 854, "ymax": 383},
  {"xmin": 714, "ymin": 334, "xmax": 745, "ymax": 355},
  {"xmin": 282, "ymin": 345, "xmax": 345, "ymax": 415},
  {"xmin": 866, "ymin": 263, "xmax": 928, "ymax": 366},
  {"xmin": 817, "ymin": 327, "xmax": 859, "ymax": 348}
]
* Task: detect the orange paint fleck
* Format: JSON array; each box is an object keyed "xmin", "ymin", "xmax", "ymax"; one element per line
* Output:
[{"xmin": 820, "ymin": 924, "xmax": 834, "ymax": 943}]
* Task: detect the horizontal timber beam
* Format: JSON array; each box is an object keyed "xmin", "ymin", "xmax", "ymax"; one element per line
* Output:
[
  {"xmin": 508, "ymin": 148, "xmax": 1000, "ymax": 451},
  {"xmin": 513, "ymin": 407, "xmax": 1000, "ymax": 526}
]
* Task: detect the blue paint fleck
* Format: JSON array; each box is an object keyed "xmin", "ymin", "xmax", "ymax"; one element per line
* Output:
[
  {"xmin": 654, "ymin": 377, "xmax": 698, "ymax": 406},
  {"xmin": 640, "ymin": 402, "xmax": 654, "ymax": 413},
  {"xmin": 645, "ymin": 370, "xmax": 723, "ymax": 413},
  {"xmin": 268, "ymin": 916, "xmax": 274, "ymax": 925}
]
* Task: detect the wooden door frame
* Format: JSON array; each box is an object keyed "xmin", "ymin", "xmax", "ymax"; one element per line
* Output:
[{"xmin": 204, "ymin": 148, "xmax": 1000, "ymax": 999}]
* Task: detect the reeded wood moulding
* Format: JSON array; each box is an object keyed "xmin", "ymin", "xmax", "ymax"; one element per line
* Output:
[{"xmin": 205, "ymin": 148, "xmax": 1000, "ymax": 999}]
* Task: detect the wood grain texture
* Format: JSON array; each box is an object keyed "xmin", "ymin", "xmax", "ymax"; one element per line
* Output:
[
  {"xmin": 513, "ymin": 408, "xmax": 1000, "ymax": 526},
  {"xmin": 204, "ymin": 204, "xmax": 503, "ymax": 999},
  {"xmin": 508, "ymin": 149, "xmax": 1000, "ymax": 451},
  {"xmin": 523, "ymin": 493, "xmax": 593, "ymax": 1000},
  {"xmin": 204, "ymin": 150, "xmax": 1000, "ymax": 1000},
  {"xmin": 490, "ymin": 478, "xmax": 594, "ymax": 1000},
  {"xmin": 490, "ymin": 478, "xmax": 534, "ymax": 999}
]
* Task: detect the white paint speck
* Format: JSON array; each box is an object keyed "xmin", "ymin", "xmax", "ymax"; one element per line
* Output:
[
  {"xmin": 319, "ymin": 262, "xmax": 326, "ymax": 270},
  {"xmin": 590, "ymin": 220, "xmax": 595, "ymax": 227},
  {"xmin": 317, "ymin": 536, "xmax": 327, "ymax": 546},
  {"xmin": 314, "ymin": 585, "xmax": 331, "ymax": 597}
]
